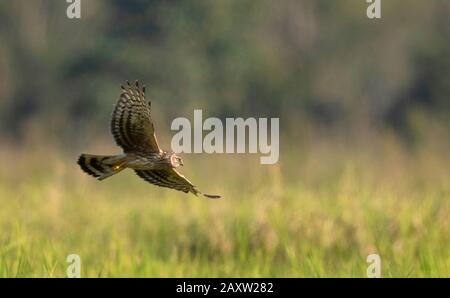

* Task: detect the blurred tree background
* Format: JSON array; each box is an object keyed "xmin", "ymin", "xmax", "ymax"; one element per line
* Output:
[{"xmin": 0, "ymin": 0, "xmax": 448, "ymax": 147}]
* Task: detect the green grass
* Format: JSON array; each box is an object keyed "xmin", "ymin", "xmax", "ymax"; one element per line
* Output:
[{"xmin": 0, "ymin": 138, "xmax": 448, "ymax": 277}]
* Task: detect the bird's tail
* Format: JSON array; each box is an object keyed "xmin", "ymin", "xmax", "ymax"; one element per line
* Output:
[{"xmin": 77, "ymin": 154, "xmax": 125, "ymax": 180}]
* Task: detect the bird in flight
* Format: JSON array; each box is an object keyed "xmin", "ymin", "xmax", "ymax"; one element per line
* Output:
[{"xmin": 77, "ymin": 80, "xmax": 221, "ymax": 199}]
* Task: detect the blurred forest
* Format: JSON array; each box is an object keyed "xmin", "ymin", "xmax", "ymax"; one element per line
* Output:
[{"xmin": 0, "ymin": 0, "xmax": 449, "ymax": 147}]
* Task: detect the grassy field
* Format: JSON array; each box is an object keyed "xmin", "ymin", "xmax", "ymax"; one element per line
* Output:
[{"xmin": 0, "ymin": 133, "xmax": 448, "ymax": 277}]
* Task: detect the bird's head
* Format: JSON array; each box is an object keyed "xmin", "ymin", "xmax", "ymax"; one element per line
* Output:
[{"xmin": 170, "ymin": 153, "xmax": 184, "ymax": 168}]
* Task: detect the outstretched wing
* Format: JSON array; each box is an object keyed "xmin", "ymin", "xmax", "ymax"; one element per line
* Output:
[
  {"xmin": 135, "ymin": 168, "xmax": 221, "ymax": 199},
  {"xmin": 111, "ymin": 80, "xmax": 161, "ymax": 153}
]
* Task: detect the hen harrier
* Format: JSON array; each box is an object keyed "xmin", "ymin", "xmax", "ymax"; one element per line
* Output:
[{"xmin": 77, "ymin": 80, "xmax": 221, "ymax": 199}]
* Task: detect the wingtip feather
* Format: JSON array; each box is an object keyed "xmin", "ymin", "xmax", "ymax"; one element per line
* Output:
[{"xmin": 203, "ymin": 193, "xmax": 222, "ymax": 199}]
